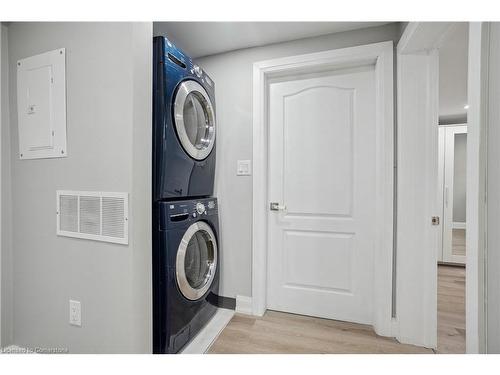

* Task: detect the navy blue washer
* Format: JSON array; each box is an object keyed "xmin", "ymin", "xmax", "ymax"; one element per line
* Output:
[
  {"xmin": 152, "ymin": 198, "xmax": 220, "ymax": 354},
  {"xmin": 153, "ymin": 36, "xmax": 216, "ymax": 201}
]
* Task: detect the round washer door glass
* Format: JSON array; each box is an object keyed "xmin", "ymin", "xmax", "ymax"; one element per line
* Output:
[
  {"xmin": 176, "ymin": 221, "xmax": 218, "ymax": 300},
  {"xmin": 173, "ymin": 80, "xmax": 216, "ymax": 160}
]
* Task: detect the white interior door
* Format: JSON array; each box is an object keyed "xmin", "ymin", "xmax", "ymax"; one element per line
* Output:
[
  {"xmin": 442, "ymin": 125, "xmax": 467, "ymax": 265},
  {"xmin": 267, "ymin": 66, "xmax": 378, "ymax": 325}
]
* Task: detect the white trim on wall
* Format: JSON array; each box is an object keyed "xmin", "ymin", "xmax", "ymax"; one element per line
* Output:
[
  {"xmin": 0, "ymin": 23, "xmax": 3, "ymax": 346},
  {"xmin": 466, "ymin": 22, "xmax": 489, "ymax": 354},
  {"xmin": 235, "ymin": 295, "xmax": 253, "ymax": 315},
  {"xmin": 252, "ymin": 41, "xmax": 395, "ymax": 337}
]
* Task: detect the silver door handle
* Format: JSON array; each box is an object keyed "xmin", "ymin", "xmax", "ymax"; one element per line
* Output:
[
  {"xmin": 445, "ymin": 186, "xmax": 449, "ymax": 207},
  {"xmin": 270, "ymin": 202, "xmax": 287, "ymax": 211}
]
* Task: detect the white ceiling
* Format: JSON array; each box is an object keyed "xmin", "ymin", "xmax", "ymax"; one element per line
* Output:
[
  {"xmin": 153, "ymin": 22, "xmax": 390, "ymax": 58},
  {"xmin": 439, "ymin": 23, "xmax": 469, "ymax": 123}
]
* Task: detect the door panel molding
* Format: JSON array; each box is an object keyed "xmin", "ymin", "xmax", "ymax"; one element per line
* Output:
[{"xmin": 252, "ymin": 41, "xmax": 394, "ymax": 337}]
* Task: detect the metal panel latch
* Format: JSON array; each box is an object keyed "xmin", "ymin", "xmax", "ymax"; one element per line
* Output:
[{"xmin": 432, "ymin": 216, "xmax": 440, "ymax": 225}]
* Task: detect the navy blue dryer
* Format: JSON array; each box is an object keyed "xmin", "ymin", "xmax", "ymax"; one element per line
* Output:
[
  {"xmin": 153, "ymin": 198, "xmax": 220, "ymax": 354},
  {"xmin": 153, "ymin": 36, "xmax": 216, "ymax": 200}
]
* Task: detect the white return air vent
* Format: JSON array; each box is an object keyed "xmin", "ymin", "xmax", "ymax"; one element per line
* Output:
[{"xmin": 56, "ymin": 190, "xmax": 129, "ymax": 245}]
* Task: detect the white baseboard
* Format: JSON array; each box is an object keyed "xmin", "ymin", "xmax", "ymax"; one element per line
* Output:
[
  {"xmin": 390, "ymin": 318, "xmax": 400, "ymax": 337},
  {"xmin": 453, "ymin": 222, "xmax": 466, "ymax": 229},
  {"xmin": 236, "ymin": 295, "xmax": 253, "ymax": 315},
  {"xmin": 181, "ymin": 308, "xmax": 234, "ymax": 354}
]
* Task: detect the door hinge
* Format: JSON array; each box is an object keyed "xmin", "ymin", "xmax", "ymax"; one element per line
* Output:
[{"xmin": 432, "ymin": 216, "xmax": 440, "ymax": 225}]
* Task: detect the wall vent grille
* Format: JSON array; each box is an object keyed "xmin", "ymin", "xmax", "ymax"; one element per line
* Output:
[{"xmin": 57, "ymin": 190, "xmax": 128, "ymax": 245}]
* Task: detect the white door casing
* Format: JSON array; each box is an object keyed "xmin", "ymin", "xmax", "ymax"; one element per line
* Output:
[
  {"xmin": 468, "ymin": 22, "xmax": 489, "ymax": 353},
  {"xmin": 252, "ymin": 41, "xmax": 394, "ymax": 337},
  {"xmin": 0, "ymin": 24, "xmax": 2, "ymax": 345},
  {"xmin": 267, "ymin": 67, "xmax": 377, "ymax": 324}
]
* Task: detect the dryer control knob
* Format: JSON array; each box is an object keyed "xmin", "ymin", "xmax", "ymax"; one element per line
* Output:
[
  {"xmin": 193, "ymin": 65, "xmax": 203, "ymax": 77},
  {"xmin": 196, "ymin": 202, "xmax": 206, "ymax": 215}
]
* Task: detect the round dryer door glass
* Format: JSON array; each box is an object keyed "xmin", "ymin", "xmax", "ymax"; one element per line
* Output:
[
  {"xmin": 174, "ymin": 80, "xmax": 216, "ymax": 160},
  {"xmin": 176, "ymin": 221, "xmax": 218, "ymax": 300}
]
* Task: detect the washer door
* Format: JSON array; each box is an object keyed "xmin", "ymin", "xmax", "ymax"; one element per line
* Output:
[
  {"xmin": 176, "ymin": 221, "xmax": 218, "ymax": 300},
  {"xmin": 173, "ymin": 80, "xmax": 216, "ymax": 161}
]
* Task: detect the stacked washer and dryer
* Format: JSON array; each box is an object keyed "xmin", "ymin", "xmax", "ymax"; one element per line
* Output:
[{"xmin": 152, "ymin": 36, "xmax": 220, "ymax": 354}]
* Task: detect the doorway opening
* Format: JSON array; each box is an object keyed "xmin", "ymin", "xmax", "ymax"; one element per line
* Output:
[{"xmin": 436, "ymin": 22, "xmax": 468, "ymax": 353}]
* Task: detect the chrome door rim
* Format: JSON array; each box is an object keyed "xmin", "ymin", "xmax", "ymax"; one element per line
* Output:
[
  {"xmin": 173, "ymin": 80, "xmax": 216, "ymax": 161},
  {"xmin": 176, "ymin": 221, "xmax": 218, "ymax": 300}
]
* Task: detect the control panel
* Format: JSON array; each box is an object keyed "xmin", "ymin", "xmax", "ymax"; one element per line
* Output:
[
  {"xmin": 162, "ymin": 37, "xmax": 212, "ymax": 87},
  {"xmin": 166, "ymin": 198, "xmax": 217, "ymax": 224}
]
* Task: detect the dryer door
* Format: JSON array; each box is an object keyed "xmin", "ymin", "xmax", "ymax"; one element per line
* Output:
[
  {"xmin": 173, "ymin": 80, "xmax": 216, "ymax": 161},
  {"xmin": 176, "ymin": 221, "xmax": 218, "ymax": 300}
]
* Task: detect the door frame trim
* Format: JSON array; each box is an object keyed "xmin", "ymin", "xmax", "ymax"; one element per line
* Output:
[
  {"xmin": 252, "ymin": 41, "xmax": 395, "ymax": 337},
  {"xmin": 0, "ymin": 24, "xmax": 2, "ymax": 346},
  {"xmin": 466, "ymin": 22, "xmax": 489, "ymax": 353}
]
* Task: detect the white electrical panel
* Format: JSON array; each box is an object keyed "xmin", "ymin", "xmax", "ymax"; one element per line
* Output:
[
  {"xmin": 56, "ymin": 190, "xmax": 129, "ymax": 245},
  {"xmin": 17, "ymin": 48, "xmax": 67, "ymax": 160}
]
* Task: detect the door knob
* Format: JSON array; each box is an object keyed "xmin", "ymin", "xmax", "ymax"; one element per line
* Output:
[{"xmin": 270, "ymin": 202, "xmax": 286, "ymax": 211}]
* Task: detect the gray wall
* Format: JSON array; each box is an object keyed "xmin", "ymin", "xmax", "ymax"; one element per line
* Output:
[
  {"xmin": 439, "ymin": 23, "xmax": 469, "ymax": 124},
  {"xmin": 196, "ymin": 23, "xmax": 402, "ymax": 298},
  {"xmin": 1, "ymin": 22, "xmax": 152, "ymax": 353},
  {"xmin": 1, "ymin": 23, "xmax": 14, "ymax": 347}
]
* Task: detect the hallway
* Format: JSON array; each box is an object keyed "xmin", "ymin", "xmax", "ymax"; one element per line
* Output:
[
  {"xmin": 209, "ymin": 265, "xmax": 465, "ymax": 354},
  {"xmin": 209, "ymin": 310, "xmax": 432, "ymax": 354}
]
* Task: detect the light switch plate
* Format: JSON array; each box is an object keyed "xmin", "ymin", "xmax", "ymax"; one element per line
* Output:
[
  {"xmin": 69, "ymin": 300, "xmax": 81, "ymax": 327},
  {"xmin": 237, "ymin": 160, "xmax": 252, "ymax": 176}
]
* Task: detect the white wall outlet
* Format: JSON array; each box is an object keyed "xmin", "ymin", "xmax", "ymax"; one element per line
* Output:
[
  {"xmin": 237, "ymin": 160, "xmax": 252, "ymax": 176},
  {"xmin": 69, "ymin": 300, "xmax": 81, "ymax": 327}
]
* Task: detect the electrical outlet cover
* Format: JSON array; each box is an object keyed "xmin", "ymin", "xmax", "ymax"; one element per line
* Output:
[{"xmin": 69, "ymin": 300, "xmax": 81, "ymax": 327}]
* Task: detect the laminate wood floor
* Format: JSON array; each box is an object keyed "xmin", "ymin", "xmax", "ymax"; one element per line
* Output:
[
  {"xmin": 208, "ymin": 265, "xmax": 465, "ymax": 354},
  {"xmin": 437, "ymin": 265, "xmax": 465, "ymax": 353},
  {"xmin": 452, "ymin": 229, "xmax": 466, "ymax": 257}
]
